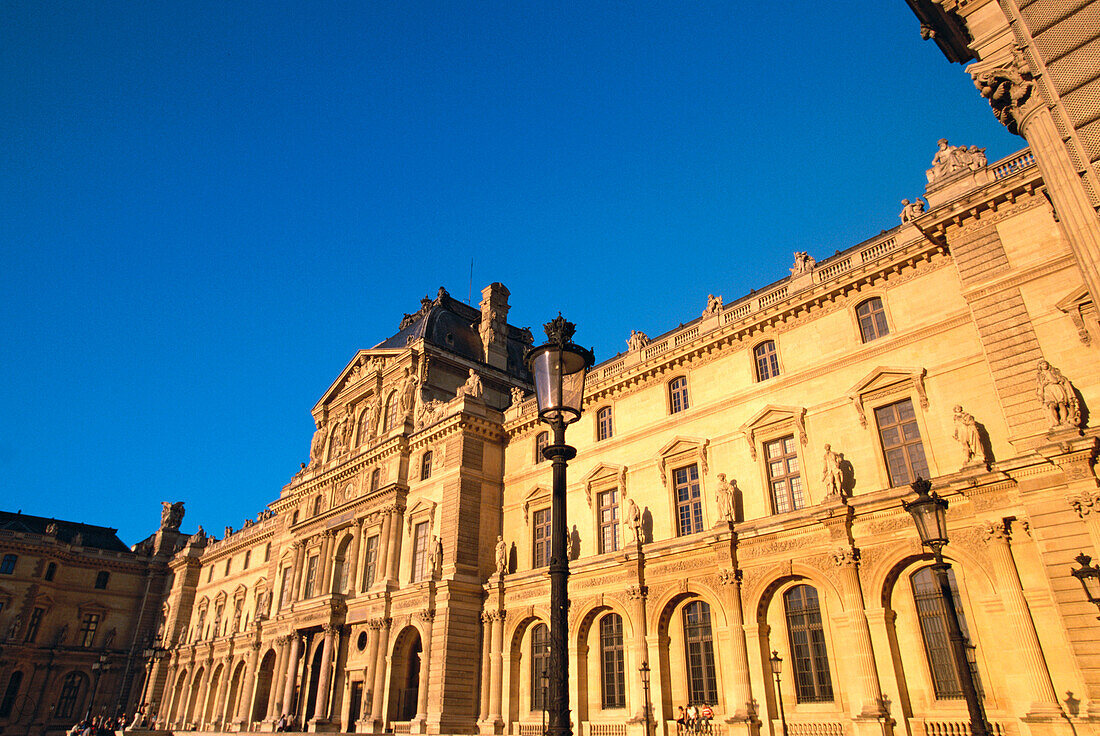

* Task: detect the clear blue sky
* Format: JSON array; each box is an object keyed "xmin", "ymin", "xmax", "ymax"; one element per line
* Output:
[{"xmin": 1, "ymin": 2, "xmax": 1020, "ymax": 544}]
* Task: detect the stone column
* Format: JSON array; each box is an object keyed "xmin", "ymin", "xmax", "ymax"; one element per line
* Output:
[
  {"xmin": 313, "ymin": 624, "xmax": 338, "ymax": 722},
  {"xmin": 376, "ymin": 513, "xmax": 393, "ymax": 588},
  {"xmin": 361, "ymin": 621, "xmax": 382, "ymax": 723},
  {"xmin": 386, "ymin": 507, "xmax": 404, "ymax": 582},
  {"xmin": 236, "ymin": 641, "xmax": 262, "ymax": 726},
  {"xmin": 369, "ymin": 618, "xmax": 392, "ymax": 733},
  {"xmin": 281, "ymin": 635, "xmax": 302, "ymax": 718},
  {"xmin": 268, "ymin": 637, "xmax": 289, "ymax": 721},
  {"xmin": 626, "ymin": 584, "xmax": 650, "ymax": 728},
  {"xmin": 832, "ymin": 548, "xmax": 889, "ymax": 736},
  {"xmin": 982, "ymin": 521, "xmax": 1062, "ymax": 716},
  {"xmin": 716, "ymin": 569, "xmax": 756, "ymax": 731},
  {"xmin": 487, "ymin": 611, "xmax": 505, "ymax": 727},
  {"xmin": 212, "ymin": 656, "xmax": 232, "ymax": 727},
  {"xmin": 320, "ymin": 531, "xmax": 336, "ymax": 596},
  {"xmin": 478, "ymin": 614, "xmax": 492, "ymax": 724},
  {"xmin": 291, "ymin": 542, "xmax": 306, "ymax": 603},
  {"xmin": 347, "ymin": 522, "xmax": 363, "ymax": 596},
  {"xmin": 413, "ymin": 612, "xmax": 434, "ymax": 730}
]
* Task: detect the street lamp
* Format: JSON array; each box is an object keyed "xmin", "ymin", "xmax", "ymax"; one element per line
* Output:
[
  {"xmin": 139, "ymin": 634, "xmax": 167, "ymax": 715},
  {"xmin": 903, "ymin": 478, "xmax": 989, "ymax": 736},
  {"xmin": 769, "ymin": 651, "xmax": 788, "ymax": 736},
  {"xmin": 86, "ymin": 652, "xmax": 111, "ymax": 721},
  {"xmin": 639, "ymin": 662, "xmax": 652, "ymax": 736},
  {"xmin": 1070, "ymin": 553, "xmax": 1100, "ymax": 619},
  {"xmin": 527, "ymin": 314, "xmax": 595, "ymax": 736}
]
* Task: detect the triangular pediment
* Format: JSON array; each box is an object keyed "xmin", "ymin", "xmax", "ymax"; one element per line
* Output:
[
  {"xmin": 655, "ymin": 436, "xmax": 710, "ymax": 480},
  {"xmin": 580, "ymin": 463, "xmax": 628, "ymax": 507},
  {"xmin": 523, "ymin": 485, "xmax": 550, "ymax": 520},
  {"xmin": 846, "ymin": 366, "xmax": 928, "ymax": 428},
  {"xmin": 738, "ymin": 405, "xmax": 806, "ymax": 460},
  {"xmin": 1055, "ymin": 285, "xmax": 1091, "ymax": 312},
  {"xmin": 313, "ymin": 349, "xmax": 404, "ymax": 414}
]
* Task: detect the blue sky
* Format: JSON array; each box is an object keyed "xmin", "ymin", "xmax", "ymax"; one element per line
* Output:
[{"xmin": 1, "ymin": 2, "xmax": 1020, "ymax": 544}]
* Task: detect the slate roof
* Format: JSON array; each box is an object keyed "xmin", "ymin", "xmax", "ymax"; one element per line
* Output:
[{"xmin": 0, "ymin": 510, "xmax": 133, "ymax": 553}]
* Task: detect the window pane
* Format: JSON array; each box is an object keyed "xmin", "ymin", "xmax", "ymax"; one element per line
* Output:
[
  {"xmin": 876, "ymin": 399, "xmax": 928, "ymax": 487},
  {"xmin": 783, "ymin": 586, "xmax": 833, "ymax": 702},
  {"xmin": 600, "ymin": 614, "xmax": 626, "ymax": 708},
  {"xmin": 675, "ymin": 465, "xmax": 703, "ymax": 536},
  {"xmin": 766, "ymin": 436, "xmax": 802, "ymax": 514},
  {"xmin": 912, "ymin": 567, "xmax": 982, "ymax": 699},
  {"xmin": 531, "ymin": 624, "xmax": 550, "ymax": 711},
  {"xmin": 682, "ymin": 601, "xmax": 718, "ymax": 704}
]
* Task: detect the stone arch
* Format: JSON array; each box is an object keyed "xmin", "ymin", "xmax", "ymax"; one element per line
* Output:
[
  {"xmin": 652, "ymin": 589, "xmax": 729, "ymax": 718},
  {"xmin": 332, "ymin": 532, "xmax": 354, "ymax": 594},
  {"xmin": 387, "ymin": 625, "xmax": 423, "ymax": 724},
  {"xmin": 169, "ymin": 668, "xmax": 188, "ymax": 725},
  {"xmin": 224, "ymin": 660, "xmax": 246, "ymax": 729},
  {"xmin": 573, "ymin": 600, "xmax": 637, "ymax": 722},
  {"xmin": 203, "ymin": 662, "xmax": 224, "ymax": 726},
  {"xmin": 505, "ymin": 614, "xmax": 547, "ymax": 725},
  {"xmin": 649, "ymin": 582, "xmax": 730, "ymax": 633},
  {"xmin": 252, "ymin": 648, "xmax": 278, "ymax": 722},
  {"xmin": 184, "ymin": 665, "xmax": 205, "ymax": 726}
]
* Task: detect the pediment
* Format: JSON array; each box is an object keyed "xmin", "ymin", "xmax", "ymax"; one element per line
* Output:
[
  {"xmin": 1055, "ymin": 285, "xmax": 1091, "ymax": 311},
  {"xmin": 233, "ymin": 584, "xmax": 248, "ymax": 599},
  {"xmin": 1055, "ymin": 286, "xmax": 1094, "ymax": 345},
  {"xmin": 77, "ymin": 600, "xmax": 107, "ymax": 614},
  {"xmin": 405, "ymin": 499, "xmax": 437, "ymax": 533},
  {"xmin": 738, "ymin": 405, "xmax": 807, "ymax": 460},
  {"xmin": 656, "ymin": 436, "xmax": 710, "ymax": 480},
  {"xmin": 580, "ymin": 463, "xmax": 628, "ymax": 508},
  {"xmin": 313, "ymin": 349, "xmax": 404, "ymax": 414},
  {"xmin": 846, "ymin": 366, "xmax": 927, "ymax": 427},
  {"xmin": 523, "ymin": 485, "xmax": 550, "ymax": 521}
]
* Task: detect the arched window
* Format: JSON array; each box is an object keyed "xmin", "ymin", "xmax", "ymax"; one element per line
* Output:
[
  {"xmin": 421, "ymin": 451, "xmax": 433, "ymax": 480},
  {"xmin": 669, "ymin": 377, "xmax": 689, "ymax": 414},
  {"xmin": 535, "ymin": 432, "xmax": 549, "ymax": 464},
  {"xmin": 357, "ymin": 408, "xmax": 373, "ymax": 446},
  {"xmin": 599, "ymin": 614, "xmax": 626, "ymax": 708},
  {"xmin": 856, "ymin": 297, "xmax": 889, "ymax": 342},
  {"xmin": 783, "ymin": 584, "xmax": 833, "ymax": 702},
  {"xmin": 384, "ymin": 391, "xmax": 401, "ymax": 432},
  {"xmin": 370, "ymin": 468, "xmax": 381, "ymax": 492},
  {"xmin": 45, "ymin": 562, "xmax": 57, "ymax": 581},
  {"xmin": 754, "ymin": 340, "xmax": 780, "ymax": 381},
  {"xmin": 682, "ymin": 601, "xmax": 718, "ymax": 705},
  {"xmin": 55, "ymin": 671, "xmax": 86, "ymax": 719},
  {"xmin": 0, "ymin": 670, "xmax": 24, "ymax": 718},
  {"xmin": 911, "ymin": 566, "xmax": 982, "ymax": 699},
  {"xmin": 531, "ymin": 624, "xmax": 550, "ymax": 711},
  {"xmin": 597, "ymin": 407, "xmax": 613, "ymax": 441},
  {"xmin": 312, "ymin": 496, "xmax": 324, "ymax": 516}
]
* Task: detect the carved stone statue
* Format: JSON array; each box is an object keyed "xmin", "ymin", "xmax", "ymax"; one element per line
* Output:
[
  {"xmin": 1036, "ymin": 360, "xmax": 1081, "ymax": 429},
  {"xmin": 457, "ymin": 369, "xmax": 484, "ymax": 399},
  {"xmin": 626, "ymin": 330, "xmax": 649, "ymax": 352},
  {"xmin": 45, "ymin": 522, "xmax": 58, "ymax": 536},
  {"xmin": 510, "ymin": 386, "xmax": 525, "ymax": 406},
  {"xmin": 899, "ymin": 197, "xmax": 927, "ymax": 223},
  {"xmin": 927, "ymin": 139, "xmax": 989, "ymax": 183},
  {"xmin": 224, "ymin": 526, "xmax": 233, "ymax": 538},
  {"xmin": 790, "ymin": 251, "xmax": 816, "ymax": 277},
  {"xmin": 160, "ymin": 501, "xmax": 185, "ymax": 531},
  {"xmin": 194, "ymin": 525, "xmax": 206, "ymax": 542},
  {"xmin": 952, "ymin": 405, "xmax": 983, "ymax": 466},
  {"xmin": 430, "ymin": 536, "xmax": 443, "ymax": 579},
  {"xmin": 715, "ymin": 474, "xmax": 736, "ymax": 522},
  {"xmin": 624, "ymin": 498, "xmax": 642, "ymax": 543},
  {"xmin": 6, "ymin": 614, "xmax": 22, "ymax": 641},
  {"xmin": 308, "ymin": 419, "xmax": 327, "ymax": 467},
  {"xmin": 495, "ymin": 535, "xmax": 508, "ymax": 575},
  {"xmin": 704, "ymin": 294, "xmax": 723, "ymax": 314},
  {"xmin": 821, "ymin": 444, "xmax": 844, "ymax": 497},
  {"xmin": 416, "ymin": 398, "xmax": 447, "ymax": 430},
  {"xmin": 400, "ymin": 370, "xmax": 420, "ymax": 419},
  {"xmin": 972, "ymin": 51, "xmax": 1035, "ymax": 136}
]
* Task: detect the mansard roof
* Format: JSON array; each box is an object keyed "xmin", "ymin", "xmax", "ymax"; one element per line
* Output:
[
  {"xmin": 374, "ymin": 287, "xmax": 485, "ymax": 362},
  {"xmin": 0, "ymin": 509, "xmax": 133, "ymax": 553}
]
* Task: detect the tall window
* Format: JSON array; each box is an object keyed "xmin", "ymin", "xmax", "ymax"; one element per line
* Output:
[
  {"xmin": 384, "ymin": 391, "xmax": 400, "ymax": 432},
  {"xmin": 597, "ymin": 407, "xmax": 613, "ymax": 441},
  {"xmin": 370, "ymin": 468, "xmax": 381, "ymax": 491},
  {"xmin": 533, "ymin": 508, "xmax": 551, "ymax": 567},
  {"xmin": 411, "ymin": 522, "xmax": 430, "ymax": 582},
  {"xmin": 0, "ymin": 671, "xmax": 23, "ymax": 718},
  {"xmin": 357, "ymin": 408, "xmax": 373, "ymax": 446},
  {"xmin": 279, "ymin": 567, "xmax": 293, "ymax": 609},
  {"xmin": 600, "ymin": 614, "xmax": 626, "ymax": 708},
  {"xmin": 363, "ymin": 536, "xmax": 379, "ymax": 590},
  {"xmin": 79, "ymin": 613, "xmax": 100, "ymax": 647},
  {"xmin": 669, "ymin": 377, "xmax": 689, "ymax": 414},
  {"xmin": 45, "ymin": 562, "xmax": 57, "ymax": 581},
  {"xmin": 208, "ymin": 566, "xmax": 214, "ymax": 583},
  {"xmin": 597, "ymin": 489, "xmax": 620, "ymax": 554},
  {"xmin": 225, "ymin": 558, "xmax": 232, "ymax": 576},
  {"xmin": 754, "ymin": 340, "xmax": 780, "ymax": 381},
  {"xmin": 875, "ymin": 399, "xmax": 929, "ymax": 486},
  {"xmin": 95, "ymin": 571, "xmax": 110, "ymax": 589},
  {"xmin": 535, "ymin": 432, "xmax": 549, "ymax": 463},
  {"xmin": 313, "ymin": 496, "xmax": 324, "ymax": 516},
  {"xmin": 531, "ymin": 624, "xmax": 550, "ymax": 711},
  {"xmin": 765, "ymin": 436, "xmax": 804, "ymax": 514},
  {"xmin": 911, "ymin": 566, "xmax": 983, "ymax": 699},
  {"xmin": 421, "ymin": 451, "xmax": 433, "ymax": 480},
  {"xmin": 55, "ymin": 672, "xmax": 85, "ymax": 719},
  {"xmin": 674, "ymin": 465, "xmax": 703, "ymax": 536},
  {"xmin": 24, "ymin": 606, "xmax": 44, "ymax": 643},
  {"xmin": 243, "ymin": 550, "xmax": 251, "ymax": 570},
  {"xmin": 683, "ymin": 601, "xmax": 718, "ymax": 705},
  {"xmin": 304, "ymin": 556, "xmax": 319, "ymax": 598},
  {"xmin": 784, "ymin": 585, "xmax": 834, "ymax": 703},
  {"xmin": 0, "ymin": 554, "xmax": 15, "ymax": 575},
  {"xmin": 856, "ymin": 297, "xmax": 889, "ymax": 342}
]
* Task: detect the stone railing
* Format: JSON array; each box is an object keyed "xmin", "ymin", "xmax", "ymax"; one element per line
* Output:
[
  {"xmin": 991, "ymin": 149, "xmax": 1035, "ymax": 179},
  {"xmin": 392, "ymin": 722, "xmax": 412, "ymax": 734},
  {"xmin": 789, "ymin": 722, "xmax": 847, "ymax": 736},
  {"xmin": 513, "ymin": 723, "xmax": 545, "ymax": 736},
  {"xmin": 584, "ymin": 724, "xmax": 628, "ymax": 736},
  {"xmin": 914, "ymin": 720, "xmax": 1007, "ymax": 736}
]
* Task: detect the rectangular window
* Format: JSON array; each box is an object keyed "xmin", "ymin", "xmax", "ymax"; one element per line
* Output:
[
  {"xmin": 25, "ymin": 606, "xmax": 45, "ymax": 643},
  {"xmin": 279, "ymin": 566, "xmax": 293, "ymax": 609},
  {"xmin": 597, "ymin": 407, "xmax": 613, "ymax": 441},
  {"xmin": 94, "ymin": 571, "xmax": 110, "ymax": 589},
  {"xmin": 532, "ymin": 508, "xmax": 551, "ymax": 567},
  {"xmin": 0, "ymin": 554, "xmax": 15, "ymax": 575},
  {"xmin": 765, "ymin": 436, "xmax": 804, "ymax": 514},
  {"xmin": 79, "ymin": 613, "xmax": 100, "ymax": 647},
  {"xmin": 264, "ymin": 543, "xmax": 271, "ymax": 562},
  {"xmin": 208, "ymin": 567, "xmax": 214, "ymax": 583},
  {"xmin": 597, "ymin": 489, "xmax": 620, "ymax": 554},
  {"xmin": 531, "ymin": 624, "xmax": 550, "ymax": 712},
  {"xmin": 912, "ymin": 567, "xmax": 983, "ymax": 699},
  {"xmin": 875, "ymin": 399, "xmax": 930, "ymax": 487},
  {"xmin": 599, "ymin": 615, "xmax": 626, "ymax": 708},
  {"xmin": 411, "ymin": 522, "xmax": 430, "ymax": 582},
  {"xmin": 421, "ymin": 451, "xmax": 433, "ymax": 480},
  {"xmin": 674, "ymin": 465, "xmax": 703, "ymax": 536},
  {"xmin": 225, "ymin": 558, "xmax": 232, "ymax": 576},
  {"xmin": 363, "ymin": 536, "xmax": 379, "ymax": 590},
  {"xmin": 55, "ymin": 673, "xmax": 83, "ymax": 719},
  {"xmin": 304, "ymin": 556, "xmax": 319, "ymax": 598},
  {"xmin": 243, "ymin": 550, "xmax": 251, "ymax": 570}
]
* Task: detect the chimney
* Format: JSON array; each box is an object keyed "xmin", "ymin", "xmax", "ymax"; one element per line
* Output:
[{"xmin": 479, "ymin": 282, "xmax": 510, "ymax": 370}]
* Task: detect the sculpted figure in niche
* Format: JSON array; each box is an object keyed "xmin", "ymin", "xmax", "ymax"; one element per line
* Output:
[
  {"xmin": 430, "ymin": 536, "xmax": 443, "ymax": 579},
  {"xmin": 790, "ymin": 251, "xmax": 815, "ymax": 277},
  {"xmin": 715, "ymin": 474, "xmax": 736, "ymax": 523},
  {"xmin": 457, "ymin": 369, "xmax": 484, "ymax": 399},
  {"xmin": 1036, "ymin": 360, "xmax": 1081, "ymax": 429},
  {"xmin": 627, "ymin": 330, "xmax": 649, "ymax": 352},
  {"xmin": 899, "ymin": 198, "xmax": 927, "ymax": 223},
  {"xmin": 822, "ymin": 444, "xmax": 844, "ymax": 497},
  {"xmin": 952, "ymin": 405, "xmax": 983, "ymax": 466},
  {"xmin": 624, "ymin": 498, "xmax": 643, "ymax": 542},
  {"xmin": 495, "ymin": 535, "xmax": 508, "ymax": 575},
  {"xmin": 398, "ymin": 369, "xmax": 419, "ymax": 419},
  {"xmin": 308, "ymin": 419, "xmax": 327, "ymax": 467}
]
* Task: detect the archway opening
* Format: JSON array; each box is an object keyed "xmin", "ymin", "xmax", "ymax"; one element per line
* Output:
[
  {"xmin": 387, "ymin": 627, "xmax": 422, "ymax": 723},
  {"xmin": 305, "ymin": 638, "xmax": 326, "ymax": 721},
  {"xmin": 252, "ymin": 649, "xmax": 277, "ymax": 721}
]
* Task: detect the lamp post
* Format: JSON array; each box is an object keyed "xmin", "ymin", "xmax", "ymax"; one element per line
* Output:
[
  {"xmin": 769, "ymin": 651, "xmax": 788, "ymax": 736},
  {"xmin": 86, "ymin": 652, "xmax": 111, "ymax": 721},
  {"xmin": 527, "ymin": 315, "xmax": 595, "ymax": 736},
  {"xmin": 139, "ymin": 634, "xmax": 167, "ymax": 714},
  {"xmin": 903, "ymin": 478, "xmax": 989, "ymax": 736},
  {"xmin": 639, "ymin": 662, "xmax": 652, "ymax": 736},
  {"xmin": 1070, "ymin": 552, "xmax": 1100, "ymax": 619}
]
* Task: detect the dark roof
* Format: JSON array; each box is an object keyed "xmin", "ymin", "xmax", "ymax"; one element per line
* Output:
[{"xmin": 0, "ymin": 510, "xmax": 133, "ymax": 553}]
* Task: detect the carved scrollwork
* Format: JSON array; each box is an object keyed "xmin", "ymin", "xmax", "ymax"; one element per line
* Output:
[
  {"xmin": 971, "ymin": 48, "xmax": 1036, "ymax": 137},
  {"xmin": 831, "ymin": 547, "xmax": 860, "ymax": 567}
]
